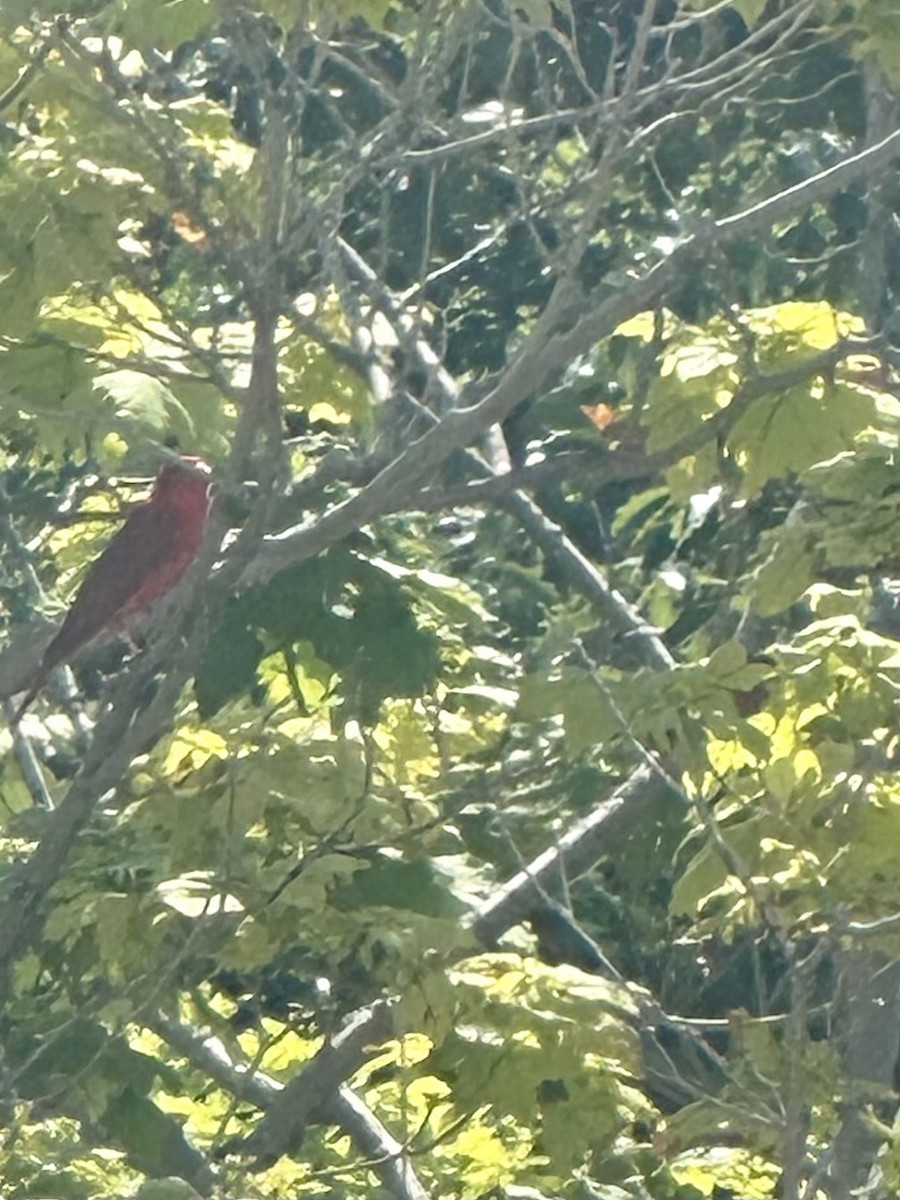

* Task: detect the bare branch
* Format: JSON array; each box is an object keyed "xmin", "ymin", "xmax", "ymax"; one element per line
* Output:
[
  {"xmin": 221, "ymin": 1000, "xmax": 396, "ymax": 1165},
  {"xmin": 154, "ymin": 1012, "xmax": 430, "ymax": 1200},
  {"xmin": 470, "ymin": 765, "xmax": 672, "ymax": 946},
  {"xmin": 252, "ymin": 127, "xmax": 900, "ymax": 588},
  {"xmin": 0, "ymin": 20, "xmax": 56, "ymax": 114}
]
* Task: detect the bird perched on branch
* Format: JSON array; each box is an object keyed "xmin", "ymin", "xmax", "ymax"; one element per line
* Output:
[{"xmin": 13, "ymin": 454, "xmax": 213, "ymax": 721}]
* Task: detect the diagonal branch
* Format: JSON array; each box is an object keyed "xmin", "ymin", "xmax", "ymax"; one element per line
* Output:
[
  {"xmin": 251, "ymin": 125, "xmax": 900, "ymax": 586},
  {"xmin": 218, "ymin": 1000, "xmax": 397, "ymax": 1165},
  {"xmin": 0, "ymin": 20, "xmax": 57, "ymax": 114},
  {"xmin": 469, "ymin": 765, "xmax": 671, "ymax": 946},
  {"xmin": 325, "ymin": 239, "xmax": 676, "ymax": 671},
  {"xmin": 153, "ymin": 1011, "xmax": 430, "ymax": 1200},
  {"xmin": 222, "ymin": 764, "xmax": 731, "ymax": 1164}
]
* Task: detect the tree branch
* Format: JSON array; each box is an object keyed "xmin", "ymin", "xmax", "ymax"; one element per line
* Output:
[
  {"xmin": 153, "ymin": 1012, "xmax": 430, "ymax": 1200},
  {"xmin": 220, "ymin": 1000, "xmax": 396, "ymax": 1164},
  {"xmin": 251, "ymin": 127, "xmax": 900, "ymax": 587},
  {"xmin": 220, "ymin": 761, "xmax": 735, "ymax": 1161}
]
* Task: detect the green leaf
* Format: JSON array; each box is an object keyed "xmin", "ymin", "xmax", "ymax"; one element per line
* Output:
[
  {"xmin": 706, "ymin": 640, "xmax": 747, "ymax": 678},
  {"xmin": 135, "ymin": 1180, "xmax": 203, "ymax": 1200},
  {"xmin": 281, "ymin": 333, "xmax": 374, "ymax": 428},
  {"xmin": 103, "ymin": 1090, "xmax": 203, "ymax": 1183},
  {"xmin": 728, "ymin": 382, "xmax": 874, "ymax": 497},
  {"xmin": 94, "ymin": 369, "xmax": 196, "ymax": 441},
  {"xmin": 199, "ymin": 551, "xmax": 441, "ymax": 718},
  {"xmin": 332, "ymin": 857, "xmax": 469, "ymax": 918},
  {"xmin": 194, "ymin": 613, "xmax": 264, "ymax": 717},
  {"xmin": 642, "ymin": 375, "xmax": 724, "ymax": 453},
  {"xmin": 751, "ymin": 526, "xmax": 816, "ymax": 616},
  {"xmin": 518, "ymin": 668, "xmax": 623, "ymax": 753}
]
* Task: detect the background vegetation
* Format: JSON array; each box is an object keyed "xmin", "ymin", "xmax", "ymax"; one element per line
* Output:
[{"xmin": 0, "ymin": 1, "xmax": 898, "ymax": 1197}]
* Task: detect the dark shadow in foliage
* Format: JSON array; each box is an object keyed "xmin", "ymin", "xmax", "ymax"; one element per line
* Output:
[
  {"xmin": 196, "ymin": 546, "xmax": 440, "ymax": 721},
  {"xmin": 332, "ymin": 855, "xmax": 468, "ymax": 920},
  {"xmin": 4, "ymin": 1016, "xmax": 212, "ymax": 1190}
]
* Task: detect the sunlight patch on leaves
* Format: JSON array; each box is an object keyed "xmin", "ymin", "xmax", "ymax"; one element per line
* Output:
[
  {"xmin": 729, "ymin": 382, "xmax": 874, "ymax": 498},
  {"xmin": 669, "ymin": 1147, "xmax": 781, "ymax": 1199}
]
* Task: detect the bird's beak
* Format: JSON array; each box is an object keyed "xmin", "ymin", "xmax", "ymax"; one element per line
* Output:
[
  {"xmin": 182, "ymin": 457, "xmax": 213, "ymax": 477},
  {"xmin": 153, "ymin": 447, "xmax": 213, "ymax": 477}
]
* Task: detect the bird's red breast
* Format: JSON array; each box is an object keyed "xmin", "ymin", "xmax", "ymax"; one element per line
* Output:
[
  {"xmin": 111, "ymin": 457, "xmax": 212, "ymax": 625},
  {"xmin": 13, "ymin": 455, "xmax": 212, "ymax": 719}
]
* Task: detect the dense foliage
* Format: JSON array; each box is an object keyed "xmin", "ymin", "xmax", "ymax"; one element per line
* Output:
[{"xmin": 0, "ymin": 1, "xmax": 898, "ymax": 1198}]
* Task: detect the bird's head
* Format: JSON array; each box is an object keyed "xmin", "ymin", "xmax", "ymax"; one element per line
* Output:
[{"xmin": 152, "ymin": 455, "xmax": 213, "ymax": 508}]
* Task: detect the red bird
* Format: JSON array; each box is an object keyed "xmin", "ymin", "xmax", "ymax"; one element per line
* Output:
[{"xmin": 14, "ymin": 455, "xmax": 212, "ymax": 719}]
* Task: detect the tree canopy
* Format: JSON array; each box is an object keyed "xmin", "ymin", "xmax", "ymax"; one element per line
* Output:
[{"xmin": 0, "ymin": 2, "xmax": 899, "ymax": 1198}]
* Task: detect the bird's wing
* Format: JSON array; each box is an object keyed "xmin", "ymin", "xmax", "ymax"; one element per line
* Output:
[{"xmin": 41, "ymin": 502, "xmax": 183, "ymax": 672}]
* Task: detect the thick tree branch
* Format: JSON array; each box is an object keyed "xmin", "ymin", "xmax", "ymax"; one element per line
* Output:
[
  {"xmin": 251, "ymin": 126, "xmax": 900, "ymax": 587},
  {"xmin": 223, "ymin": 761, "xmax": 735, "ymax": 1162},
  {"xmin": 221, "ymin": 1000, "xmax": 396, "ymax": 1164},
  {"xmin": 469, "ymin": 766, "xmax": 672, "ymax": 945},
  {"xmin": 154, "ymin": 1012, "xmax": 429, "ymax": 1200},
  {"xmin": 327, "ymin": 239, "xmax": 676, "ymax": 670}
]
